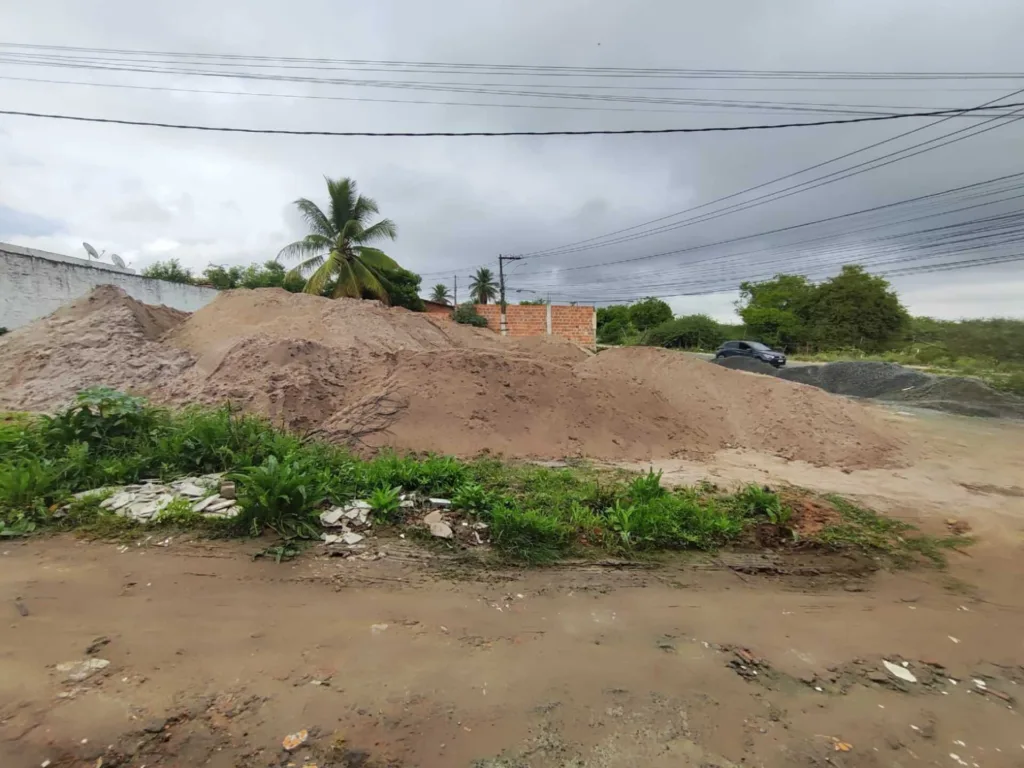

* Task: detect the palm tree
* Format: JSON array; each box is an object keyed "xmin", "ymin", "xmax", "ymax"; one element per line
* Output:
[
  {"xmin": 429, "ymin": 284, "xmax": 451, "ymax": 304},
  {"xmin": 278, "ymin": 176, "xmax": 399, "ymax": 302},
  {"xmin": 469, "ymin": 267, "xmax": 498, "ymax": 304}
]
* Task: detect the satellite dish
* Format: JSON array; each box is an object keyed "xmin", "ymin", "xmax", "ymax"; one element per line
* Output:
[
  {"xmin": 82, "ymin": 242, "xmax": 101, "ymax": 261},
  {"xmin": 111, "ymin": 254, "xmax": 126, "ymax": 269}
]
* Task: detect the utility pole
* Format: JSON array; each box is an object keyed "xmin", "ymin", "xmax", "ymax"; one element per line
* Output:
[
  {"xmin": 453, "ymin": 274, "xmax": 457, "ymax": 306},
  {"xmin": 498, "ymin": 254, "xmax": 523, "ymax": 336}
]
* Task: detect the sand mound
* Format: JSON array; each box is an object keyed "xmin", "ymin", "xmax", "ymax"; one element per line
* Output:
[
  {"xmin": 0, "ymin": 286, "xmax": 194, "ymax": 412},
  {"xmin": 0, "ymin": 287, "xmax": 906, "ymax": 467},
  {"xmin": 580, "ymin": 348, "xmax": 903, "ymax": 467}
]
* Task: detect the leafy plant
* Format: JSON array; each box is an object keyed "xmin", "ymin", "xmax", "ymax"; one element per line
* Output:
[
  {"xmin": 626, "ymin": 469, "xmax": 665, "ymax": 504},
  {"xmin": 368, "ymin": 484, "xmax": 402, "ymax": 522},
  {"xmin": 453, "ymin": 303, "xmax": 488, "ymax": 328},
  {"xmin": 0, "ymin": 513, "xmax": 37, "ymax": 537},
  {"xmin": 42, "ymin": 387, "xmax": 164, "ymax": 450},
  {"xmin": 0, "ymin": 458, "xmax": 57, "ymax": 513},
  {"xmin": 732, "ymin": 484, "xmax": 791, "ymax": 525},
  {"xmin": 605, "ymin": 500, "xmax": 639, "ymax": 549},
  {"xmin": 233, "ymin": 456, "xmax": 321, "ymax": 538},
  {"xmin": 452, "ymin": 481, "xmax": 493, "ymax": 515}
]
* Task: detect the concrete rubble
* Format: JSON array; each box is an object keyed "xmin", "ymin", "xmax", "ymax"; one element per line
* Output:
[{"xmin": 69, "ymin": 474, "xmax": 238, "ymax": 522}]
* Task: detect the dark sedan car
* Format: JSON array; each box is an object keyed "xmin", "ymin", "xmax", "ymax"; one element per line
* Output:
[{"xmin": 714, "ymin": 340, "xmax": 787, "ymax": 367}]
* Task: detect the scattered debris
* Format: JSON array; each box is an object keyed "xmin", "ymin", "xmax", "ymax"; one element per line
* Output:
[
  {"xmin": 68, "ymin": 474, "xmax": 237, "ymax": 521},
  {"xmin": 946, "ymin": 518, "xmax": 972, "ymax": 535},
  {"xmin": 282, "ymin": 729, "xmax": 309, "ymax": 751},
  {"xmin": 371, "ymin": 623, "xmax": 389, "ymax": 634},
  {"xmin": 429, "ymin": 498, "xmax": 452, "ymax": 509},
  {"xmin": 14, "ymin": 597, "xmax": 29, "ymax": 617},
  {"xmin": 56, "ymin": 658, "xmax": 110, "ymax": 682}
]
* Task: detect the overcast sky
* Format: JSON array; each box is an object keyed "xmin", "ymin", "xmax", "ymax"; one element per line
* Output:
[{"xmin": 1, "ymin": 0, "xmax": 1023, "ymax": 321}]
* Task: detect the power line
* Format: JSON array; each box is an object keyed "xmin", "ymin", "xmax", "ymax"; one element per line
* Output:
[
  {"xmin": 2, "ymin": 102, "xmax": 1022, "ymax": 137},
  {"xmin": 3, "ymin": 43, "xmax": 1023, "ymax": 80},
  {"xmin": 520, "ymin": 89, "xmax": 1024, "ymax": 258}
]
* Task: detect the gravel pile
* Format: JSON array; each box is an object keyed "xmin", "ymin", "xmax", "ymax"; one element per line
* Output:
[
  {"xmin": 711, "ymin": 356, "xmax": 779, "ymax": 376},
  {"xmin": 778, "ymin": 361, "xmax": 1024, "ymax": 419}
]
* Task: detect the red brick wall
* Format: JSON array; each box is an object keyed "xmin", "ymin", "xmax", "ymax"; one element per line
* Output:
[
  {"xmin": 423, "ymin": 301, "xmax": 453, "ymax": 319},
  {"xmin": 551, "ymin": 305, "xmax": 596, "ymax": 347},
  {"xmin": 470, "ymin": 303, "xmax": 595, "ymax": 348}
]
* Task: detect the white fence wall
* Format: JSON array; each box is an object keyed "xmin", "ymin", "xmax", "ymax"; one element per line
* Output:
[{"xmin": 0, "ymin": 243, "xmax": 218, "ymax": 329}]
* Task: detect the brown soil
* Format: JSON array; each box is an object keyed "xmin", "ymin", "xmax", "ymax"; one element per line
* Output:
[
  {"xmin": 2, "ymin": 413, "xmax": 1022, "ymax": 768},
  {"xmin": 0, "ymin": 287, "xmax": 904, "ymax": 468}
]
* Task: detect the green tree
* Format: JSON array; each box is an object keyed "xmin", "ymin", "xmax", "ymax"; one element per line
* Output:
[
  {"xmin": 642, "ymin": 314, "xmax": 725, "ymax": 350},
  {"xmin": 278, "ymin": 176, "xmax": 400, "ymax": 302},
  {"xmin": 429, "ymin": 284, "xmax": 451, "ymax": 304},
  {"xmin": 737, "ymin": 274, "xmax": 815, "ymax": 350},
  {"xmin": 805, "ymin": 265, "xmax": 909, "ymax": 350},
  {"xmin": 597, "ymin": 305, "xmax": 634, "ymax": 345},
  {"xmin": 142, "ymin": 258, "xmax": 194, "ymax": 284},
  {"xmin": 628, "ymin": 297, "xmax": 673, "ymax": 332},
  {"xmin": 366, "ymin": 267, "xmax": 424, "ymax": 311},
  {"xmin": 469, "ymin": 267, "xmax": 498, "ymax": 304}
]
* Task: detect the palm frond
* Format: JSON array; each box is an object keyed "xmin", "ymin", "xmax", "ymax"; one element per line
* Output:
[
  {"xmin": 430, "ymin": 284, "xmax": 451, "ymax": 303},
  {"xmin": 303, "ymin": 250, "xmax": 341, "ymax": 295},
  {"xmin": 331, "ymin": 261, "xmax": 362, "ymax": 299},
  {"xmin": 354, "ymin": 246, "xmax": 399, "ymax": 272},
  {"xmin": 277, "ymin": 236, "xmax": 329, "ymax": 263},
  {"xmin": 355, "ymin": 218, "xmax": 397, "ymax": 244},
  {"xmin": 351, "ymin": 193, "xmax": 381, "ymax": 224},
  {"xmin": 326, "ymin": 177, "xmax": 356, "ymax": 231},
  {"xmin": 340, "ymin": 218, "xmax": 365, "ymax": 242},
  {"xmin": 293, "ymin": 198, "xmax": 336, "ymax": 239},
  {"xmin": 350, "ymin": 258, "xmax": 390, "ymax": 303}
]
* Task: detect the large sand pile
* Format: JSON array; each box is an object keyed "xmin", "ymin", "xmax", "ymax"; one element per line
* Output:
[
  {"xmin": 0, "ymin": 286, "xmax": 904, "ymax": 467},
  {"xmin": 0, "ymin": 286, "xmax": 194, "ymax": 412}
]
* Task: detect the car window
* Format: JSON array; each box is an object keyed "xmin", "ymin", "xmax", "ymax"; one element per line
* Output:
[
  {"xmin": 723, "ymin": 341, "xmax": 738, "ymax": 349},
  {"xmin": 748, "ymin": 342, "xmax": 770, "ymax": 351},
  {"xmin": 737, "ymin": 342, "xmax": 750, "ymax": 350}
]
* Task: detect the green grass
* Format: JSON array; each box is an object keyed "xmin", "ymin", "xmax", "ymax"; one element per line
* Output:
[
  {"xmin": 817, "ymin": 494, "xmax": 971, "ymax": 568},
  {"xmin": 0, "ymin": 388, "xmax": 967, "ymax": 567}
]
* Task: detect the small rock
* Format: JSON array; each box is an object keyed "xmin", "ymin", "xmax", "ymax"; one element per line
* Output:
[
  {"xmin": 282, "ymin": 729, "xmax": 308, "ymax": 751},
  {"xmin": 56, "ymin": 658, "xmax": 110, "ymax": 682},
  {"xmin": 85, "ymin": 636, "xmax": 110, "ymax": 655},
  {"xmin": 429, "ymin": 522, "xmax": 454, "ymax": 539},
  {"xmin": 471, "ymin": 522, "xmax": 489, "ymax": 530},
  {"xmin": 219, "ymin": 481, "xmax": 236, "ymax": 499},
  {"xmin": 423, "ymin": 510, "xmax": 444, "ymax": 525},
  {"xmin": 321, "ymin": 534, "xmax": 344, "ymax": 545},
  {"xmin": 143, "ymin": 718, "xmax": 167, "ymax": 734},
  {"xmin": 371, "ymin": 623, "xmax": 389, "ymax": 634},
  {"xmin": 883, "ymin": 660, "xmax": 917, "ymax": 683},
  {"xmin": 399, "ymin": 500, "xmax": 416, "ymax": 508},
  {"xmin": 341, "ymin": 532, "xmax": 365, "ymax": 546}
]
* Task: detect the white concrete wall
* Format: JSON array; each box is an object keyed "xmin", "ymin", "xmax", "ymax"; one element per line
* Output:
[{"xmin": 1, "ymin": 243, "xmax": 219, "ymax": 329}]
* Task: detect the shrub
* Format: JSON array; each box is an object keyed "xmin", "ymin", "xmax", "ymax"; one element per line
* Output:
[
  {"xmin": 41, "ymin": 387, "xmax": 166, "ymax": 451},
  {"xmin": 233, "ymin": 456, "xmax": 322, "ymax": 538},
  {"xmin": 453, "ymin": 302, "xmax": 488, "ymax": 328},
  {"xmin": 641, "ymin": 315, "xmax": 725, "ymax": 350},
  {"xmin": 732, "ymin": 484, "xmax": 791, "ymax": 525},
  {"xmin": 0, "ymin": 458, "xmax": 57, "ymax": 515},
  {"xmin": 452, "ymin": 481, "xmax": 494, "ymax": 515}
]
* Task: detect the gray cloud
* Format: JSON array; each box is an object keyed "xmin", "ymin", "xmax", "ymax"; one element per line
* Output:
[{"xmin": 1, "ymin": 0, "xmax": 1022, "ymax": 319}]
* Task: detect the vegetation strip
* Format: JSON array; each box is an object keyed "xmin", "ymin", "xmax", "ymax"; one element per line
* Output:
[{"xmin": 1, "ymin": 388, "xmax": 966, "ymax": 566}]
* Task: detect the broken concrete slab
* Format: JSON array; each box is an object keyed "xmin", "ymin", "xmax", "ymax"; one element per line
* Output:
[
  {"xmin": 56, "ymin": 658, "xmax": 110, "ymax": 682},
  {"xmin": 423, "ymin": 510, "xmax": 444, "ymax": 525}
]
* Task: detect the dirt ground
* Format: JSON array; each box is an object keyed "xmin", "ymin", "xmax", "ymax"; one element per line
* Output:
[{"xmin": 2, "ymin": 408, "xmax": 1023, "ymax": 768}]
